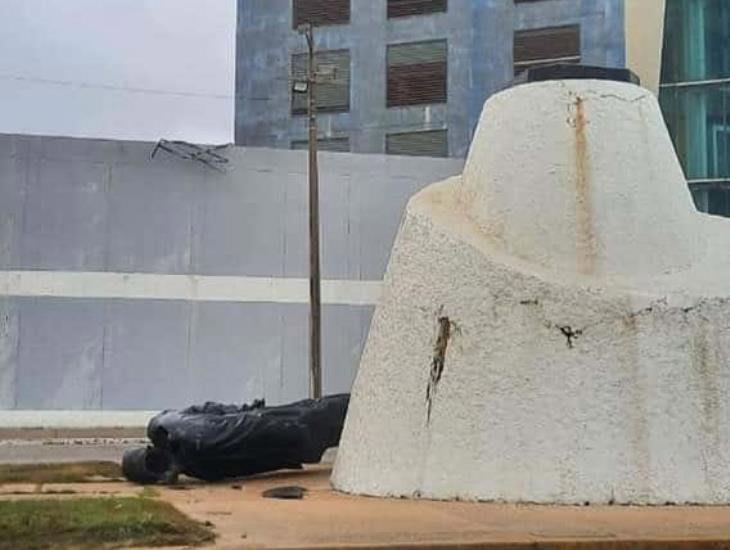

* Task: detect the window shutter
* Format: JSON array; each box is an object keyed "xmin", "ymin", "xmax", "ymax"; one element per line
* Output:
[
  {"xmin": 291, "ymin": 137, "xmax": 350, "ymax": 152},
  {"xmin": 387, "ymin": 40, "xmax": 447, "ymax": 107},
  {"xmin": 386, "ymin": 129, "xmax": 448, "ymax": 157},
  {"xmin": 292, "ymin": 0, "xmax": 350, "ymax": 28},
  {"xmin": 291, "ymin": 50, "xmax": 351, "ymax": 114},
  {"xmin": 513, "ymin": 25, "xmax": 580, "ymax": 75},
  {"xmin": 387, "ymin": 0, "xmax": 447, "ymax": 19}
]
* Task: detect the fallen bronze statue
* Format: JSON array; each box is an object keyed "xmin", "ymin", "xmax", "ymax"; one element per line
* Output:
[{"xmin": 122, "ymin": 394, "xmax": 350, "ymax": 484}]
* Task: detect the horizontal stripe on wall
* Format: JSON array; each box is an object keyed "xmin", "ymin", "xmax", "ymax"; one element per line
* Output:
[
  {"xmin": 0, "ymin": 410, "xmax": 157, "ymax": 429},
  {"xmin": 0, "ymin": 271, "xmax": 382, "ymax": 306}
]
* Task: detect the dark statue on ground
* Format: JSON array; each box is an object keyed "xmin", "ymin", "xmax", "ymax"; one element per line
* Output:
[{"xmin": 122, "ymin": 394, "xmax": 350, "ymax": 484}]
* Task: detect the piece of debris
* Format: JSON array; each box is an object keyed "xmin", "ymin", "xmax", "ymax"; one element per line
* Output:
[
  {"xmin": 262, "ymin": 485, "xmax": 307, "ymax": 500},
  {"xmin": 150, "ymin": 139, "xmax": 231, "ymax": 172}
]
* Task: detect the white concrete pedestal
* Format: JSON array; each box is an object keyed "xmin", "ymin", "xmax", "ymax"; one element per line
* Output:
[{"xmin": 332, "ymin": 79, "xmax": 730, "ymax": 504}]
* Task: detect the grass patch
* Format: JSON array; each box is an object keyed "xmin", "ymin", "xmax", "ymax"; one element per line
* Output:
[
  {"xmin": 0, "ymin": 497, "xmax": 215, "ymax": 549},
  {"xmin": 139, "ymin": 486, "xmax": 160, "ymax": 499},
  {"xmin": 0, "ymin": 461, "xmax": 122, "ymax": 484}
]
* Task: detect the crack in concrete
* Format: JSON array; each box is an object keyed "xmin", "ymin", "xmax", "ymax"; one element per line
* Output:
[
  {"xmin": 558, "ymin": 325, "xmax": 583, "ymax": 349},
  {"xmin": 426, "ymin": 315, "xmax": 451, "ymax": 423}
]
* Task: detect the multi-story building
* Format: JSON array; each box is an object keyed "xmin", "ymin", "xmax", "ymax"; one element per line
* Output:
[
  {"xmin": 659, "ymin": 0, "xmax": 730, "ymax": 216},
  {"xmin": 235, "ymin": 0, "xmax": 625, "ymax": 157},
  {"xmin": 235, "ymin": 0, "xmax": 729, "ymax": 217}
]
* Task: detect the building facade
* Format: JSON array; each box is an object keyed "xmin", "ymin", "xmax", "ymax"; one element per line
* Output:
[
  {"xmin": 659, "ymin": 0, "xmax": 730, "ymax": 216},
  {"xmin": 235, "ymin": 0, "xmax": 625, "ymax": 157}
]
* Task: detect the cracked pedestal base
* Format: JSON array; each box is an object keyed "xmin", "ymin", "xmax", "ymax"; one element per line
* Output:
[{"xmin": 332, "ymin": 79, "xmax": 730, "ymax": 504}]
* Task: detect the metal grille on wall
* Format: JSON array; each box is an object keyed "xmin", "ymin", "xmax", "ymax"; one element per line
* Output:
[
  {"xmin": 387, "ymin": 0, "xmax": 447, "ymax": 19},
  {"xmin": 291, "ymin": 49, "xmax": 351, "ymax": 115},
  {"xmin": 387, "ymin": 40, "xmax": 448, "ymax": 107},
  {"xmin": 386, "ymin": 129, "xmax": 448, "ymax": 157},
  {"xmin": 292, "ymin": 0, "xmax": 350, "ymax": 28},
  {"xmin": 513, "ymin": 25, "xmax": 581, "ymax": 76}
]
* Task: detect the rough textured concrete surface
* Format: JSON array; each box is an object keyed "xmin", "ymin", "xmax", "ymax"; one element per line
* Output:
[{"xmin": 332, "ymin": 79, "xmax": 730, "ymax": 505}]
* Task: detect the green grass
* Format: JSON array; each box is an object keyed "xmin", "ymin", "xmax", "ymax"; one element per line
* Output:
[
  {"xmin": 139, "ymin": 486, "xmax": 160, "ymax": 499},
  {"xmin": 0, "ymin": 461, "xmax": 122, "ymax": 484},
  {"xmin": 0, "ymin": 497, "xmax": 215, "ymax": 549}
]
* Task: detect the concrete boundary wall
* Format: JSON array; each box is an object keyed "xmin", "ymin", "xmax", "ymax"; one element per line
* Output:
[{"xmin": 0, "ymin": 133, "xmax": 463, "ymax": 418}]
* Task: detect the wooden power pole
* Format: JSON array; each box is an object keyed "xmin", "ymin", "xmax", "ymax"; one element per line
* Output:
[{"xmin": 302, "ymin": 24, "xmax": 322, "ymax": 399}]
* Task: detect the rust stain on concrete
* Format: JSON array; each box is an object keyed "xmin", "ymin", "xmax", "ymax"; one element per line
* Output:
[
  {"xmin": 573, "ymin": 97, "xmax": 598, "ymax": 275},
  {"xmin": 621, "ymin": 305, "xmax": 651, "ymax": 493},
  {"xmin": 692, "ymin": 315, "xmax": 722, "ymax": 494}
]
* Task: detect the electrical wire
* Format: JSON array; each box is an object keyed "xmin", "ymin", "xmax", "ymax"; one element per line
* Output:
[{"xmin": 0, "ymin": 73, "xmax": 232, "ymax": 100}]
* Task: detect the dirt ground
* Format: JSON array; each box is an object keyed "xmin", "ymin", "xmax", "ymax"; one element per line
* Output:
[{"xmin": 5, "ymin": 464, "xmax": 730, "ymax": 549}]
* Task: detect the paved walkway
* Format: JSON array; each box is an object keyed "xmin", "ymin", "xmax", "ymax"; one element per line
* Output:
[
  {"xmin": 0, "ymin": 432, "xmax": 337, "ymax": 465},
  {"xmin": 4, "ymin": 465, "xmax": 730, "ymax": 549},
  {"xmin": 159, "ymin": 467, "xmax": 730, "ymax": 549},
  {"xmin": 0, "ymin": 437, "xmax": 145, "ymax": 464}
]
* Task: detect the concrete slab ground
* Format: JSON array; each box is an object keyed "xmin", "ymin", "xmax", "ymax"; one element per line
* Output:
[
  {"xmin": 5, "ymin": 425, "xmax": 724, "ymax": 542},
  {"xmin": 4, "ymin": 464, "xmax": 730, "ymax": 548},
  {"xmin": 111, "ymin": 467, "xmax": 730, "ymax": 548}
]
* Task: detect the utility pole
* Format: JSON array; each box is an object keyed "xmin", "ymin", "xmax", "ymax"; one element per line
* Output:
[{"xmin": 300, "ymin": 23, "xmax": 322, "ymax": 399}]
